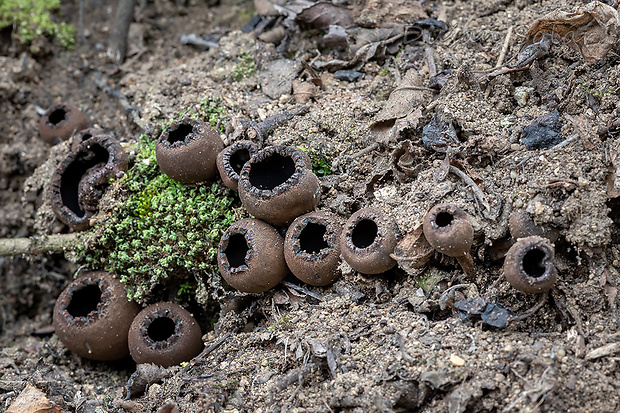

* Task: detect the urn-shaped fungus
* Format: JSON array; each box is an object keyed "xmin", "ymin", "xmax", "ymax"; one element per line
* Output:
[
  {"xmin": 70, "ymin": 127, "xmax": 108, "ymax": 151},
  {"xmin": 39, "ymin": 103, "xmax": 88, "ymax": 144},
  {"xmin": 423, "ymin": 203, "xmax": 475, "ymax": 279},
  {"xmin": 128, "ymin": 302, "xmax": 203, "ymax": 367},
  {"xmin": 156, "ymin": 117, "xmax": 224, "ymax": 183},
  {"xmin": 340, "ymin": 207, "xmax": 398, "ymax": 274},
  {"xmin": 216, "ymin": 140, "xmax": 258, "ymax": 191},
  {"xmin": 509, "ymin": 210, "xmax": 559, "ymax": 242},
  {"xmin": 53, "ymin": 272, "xmax": 140, "ymax": 361},
  {"xmin": 51, "ymin": 135, "xmax": 128, "ymax": 231},
  {"xmin": 284, "ymin": 211, "xmax": 342, "ymax": 286},
  {"xmin": 218, "ymin": 218, "xmax": 289, "ymax": 293},
  {"xmin": 504, "ymin": 236, "xmax": 557, "ymax": 293},
  {"xmin": 238, "ymin": 145, "xmax": 321, "ymax": 226}
]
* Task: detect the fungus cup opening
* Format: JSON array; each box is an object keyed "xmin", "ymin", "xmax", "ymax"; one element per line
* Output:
[
  {"xmin": 434, "ymin": 211, "xmax": 454, "ymax": 228},
  {"xmin": 522, "ymin": 248, "xmax": 547, "ymax": 278},
  {"xmin": 351, "ymin": 219, "xmax": 378, "ymax": 249},
  {"xmin": 230, "ymin": 148, "xmax": 251, "ymax": 175},
  {"xmin": 225, "ymin": 233, "xmax": 249, "ymax": 268},
  {"xmin": 167, "ymin": 123, "xmax": 194, "ymax": 144},
  {"xmin": 299, "ymin": 223, "xmax": 329, "ymax": 254},
  {"xmin": 249, "ymin": 153, "xmax": 296, "ymax": 190},
  {"xmin": 49, "ymin": 108, "xmax": 67, "ymax": 125},
  {"xmin": 60, "ymin": 144, "xmax": 110, "ymax": 217},
  {"xmin": 147, "ymin": 317, "xmax": 177, "ymax": 342},
  {"xmin": 66, "ymin": 284, "xmax": 101, "ymax": 318}
]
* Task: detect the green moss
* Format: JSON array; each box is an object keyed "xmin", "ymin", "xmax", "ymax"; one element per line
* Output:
[
  {"xmin": 163, "ymin": 98, "xmax": 228, "ymax": 134},
  {"xmin": 0, "ymin": 0, "xmax": 75, "ymax": 52},
  {"xmin": 78, "ymin": 107, "xmax": 241, "ymax": 302},
  {"xmin": 231, "ymin": 52, "xmax": 256, "ymax": 82},
  {"xmin": 298, "ymin": 145, "xmax": 332, "ymax": 177}
]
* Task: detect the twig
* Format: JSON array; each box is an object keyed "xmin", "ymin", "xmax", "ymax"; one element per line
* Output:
[
  {"xmin": 270, "ymin": 363, "xmax": 318, "ymax": 392},
  {"xmin": 94, "ymin": 72, "xmax": 150, "ymax": 134},
  {"xmin": 495, "ymin": 26, "xmax": 514, "ymax": 69},
  {"xmin": 347, "ymin": 142, "xmax": 379, "ymax": 161},
  {"xmin": 509, "ymin": 292, "xmax": 548, "ymax": 323},
  {"xmin": 180, "ymin": 34, "xmax": 219, "ymax": 50},
  {"xmin": 0, "ymin": 233, "xmax": 81, "ymax": 257},
  {"xmin": 502, "ymin": 366, "xmax": 555, "ymax": 412},
  {"xmin": 396, "ymin": 333, "xmax": 415, "ymax": 363},
  {"xmin": 281, "ymin": 280, "xmax": 323, "ymax": 301},
  {"xmin": 180, "ymin": 332, "xmax": 232, "ymax": 375},
  {"xmin": 547, "ymin": 133, "xmax": 579, "ymax": 151},
  {"xmin": 423, "ymin": 30, "xmax": 437, "ymax": 79},
  {"xmin": 449, "ymin": 165, "xmax": 491, "ymax": 213},
  {"xmin": 246, "ymin": 105, "xmax": 310, "ymax": 146},
  {"xmin": 485, "ymin": 26, "xmax": 514, "ymax": 98}
]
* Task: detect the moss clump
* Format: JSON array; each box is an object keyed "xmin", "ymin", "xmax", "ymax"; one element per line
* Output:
[
  {"xmin": 298, "ymin": 145, "xmax": 332, "ymax": 177},
  {"xmin": 231, "ymin": 52, "xmax": 256, "ymax": 82},
  {"xmin": 79, "ymin": 135, "xmax": 241, "ymax": 302},
  {"xmin": 0, "ymin": 0, "xmax": 75, "ymax": 52}
]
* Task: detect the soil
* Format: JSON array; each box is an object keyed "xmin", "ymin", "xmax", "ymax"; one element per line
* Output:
[{"xmin": 2, "ymin": 0, "xmax": 620, "ymax": 412}]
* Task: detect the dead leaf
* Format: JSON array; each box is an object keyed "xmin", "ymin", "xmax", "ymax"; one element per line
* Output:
[
  {"xmin": 524, "ymin": 2, "xmax": 620, "ymax": 64},
  {"xmin": 292, "ymin": 80, "xmax": 317, "ymax": 104},
  {"xmin": 390, "ymin": 138, "xmax": 425, "ymax": 182},
  {"xmin": 6, "ymin": 384, "xmax": 62, "ymax": 413},
  {"xmin": 391, "ymin": 224, "xmax": 434, "ymax": 273},
  {"xmin": 254, "ymin": 0, "xmax": 287, "ymax": 16},
  {"xmin": 372, "ymin": 69, "xmax": 429, "ymax": 127},
  {"xmin": 296, "ymin": 2, "xmax": 354, "ymax": 29}
]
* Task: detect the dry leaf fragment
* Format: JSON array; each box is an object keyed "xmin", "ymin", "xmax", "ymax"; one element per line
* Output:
[
  {"xmin": 524, "ymin": 2, "xmax": 620, "ymax": 64},
  {"xmin": 296, "ymin": 2, "xmax": 354, "ymax": 29},
  {"xmin": 6, "ymin": 384, "xmax": 62, "ymax": 413},
  {"xmin": 292, "ymin": 80, "xmax": 317, "ymax": 103},
  {"xmin": 391, "ymin": 224, "xmax": 434, "ymax": 274}
]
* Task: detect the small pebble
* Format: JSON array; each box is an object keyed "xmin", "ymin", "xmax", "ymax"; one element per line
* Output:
[{"xmin": 450, "ymin": 354, "xmax": 465, "ymax": 366}]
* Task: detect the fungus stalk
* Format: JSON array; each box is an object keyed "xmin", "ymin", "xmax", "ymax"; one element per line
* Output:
[{"xmin": 0, "ymin": 233, "xmax": 81, "ymax": 257}]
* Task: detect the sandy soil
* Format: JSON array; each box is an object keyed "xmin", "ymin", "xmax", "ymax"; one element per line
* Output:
[{"xmin": 2, "ymin": 0, "xmax": 620, "ymax": 411}]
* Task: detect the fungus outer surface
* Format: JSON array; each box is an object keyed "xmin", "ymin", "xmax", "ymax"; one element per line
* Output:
[
  {"xmin": 340, "ymin": 207, "xmax": 398, "ymax": 274},
  {"xmin": 128, "ymin": 302, "xmax": 203, "ymax": 367},
  {"xmin": 39, "ymin": 102, "xmax": 88, "ymax": 144},
  {"xmin": 156, "ymin": 117, "xmax": 224, "ymax": 183},
  {"xmin": 53, "ymin": 272, "xmax": 139, "ymax": 361},
  {"xmin": 238, "ymin": 145, "xmax": 321, "ymax": 226},
  {"xmin": 218, "ymin": 218, "xmax": 288, "ymax": 293}
]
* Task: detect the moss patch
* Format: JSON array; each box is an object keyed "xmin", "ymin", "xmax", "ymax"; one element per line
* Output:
[
  {"xmin": 78, "ymin": 134, "xmax": 241, "ymax": 303},
  {"xmin": 0, "ymin": 0, "xmax": 74, "ymax": 52}
]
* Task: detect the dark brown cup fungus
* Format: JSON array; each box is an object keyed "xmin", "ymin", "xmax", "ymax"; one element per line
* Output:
[
  {"xmin": 284, "ymin": 211, "xmax": 342, "ymax": 286},
  {"xmin": 509, "ymin": 210, "xmax": 559, "ymax": 242},
  {"xmin": 128, "ymin": 302, "xmax": 203, "ymax": 367},
  {"xmin": 218, "ymin": 218, "xmax": 289, "ymax": 293},
  {"xmin": 216, "ymin": 140, "xmax": 258, "ymax": 191},
  {"xmin": 70, "ymin": 127, "xmax": 108, "ymax": 152},
  {"xmin": 53, "ymin": 272, "xmax": 140, "ymax": 361},
  {"xmin": 423, "ymin": 203, "xmax": 475, "ymax": 279},
  {"xmin": 156, "ymin": 117, "xmax": 224, "ymax": 184},
  {"xmin": 238, "ymin": 145, "xmax": 321, "ymax": 227},
  {"xmin": 340, "ymin": 207, "xmax": 398, "ymax": 274},
  {"xmin": 51, "ymin": 135, "xmax": 128, "ymax": 231},
  {"xmin": 503, "ymin": 236, "xmax": 557, "ymax": 293},
  {"xmin": 39, "ymin": 103, "xmax": 88, "ymax": 144}
]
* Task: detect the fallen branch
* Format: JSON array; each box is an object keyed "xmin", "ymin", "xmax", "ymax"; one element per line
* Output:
[{"xmin": 0, "ymin": 233, "xmax": 81, "ymax": 257}]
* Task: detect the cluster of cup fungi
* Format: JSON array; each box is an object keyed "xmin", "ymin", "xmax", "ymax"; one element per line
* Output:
[{"xmin": 40, "ymin": 101, "xmax": 558, "ymax": 365}]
